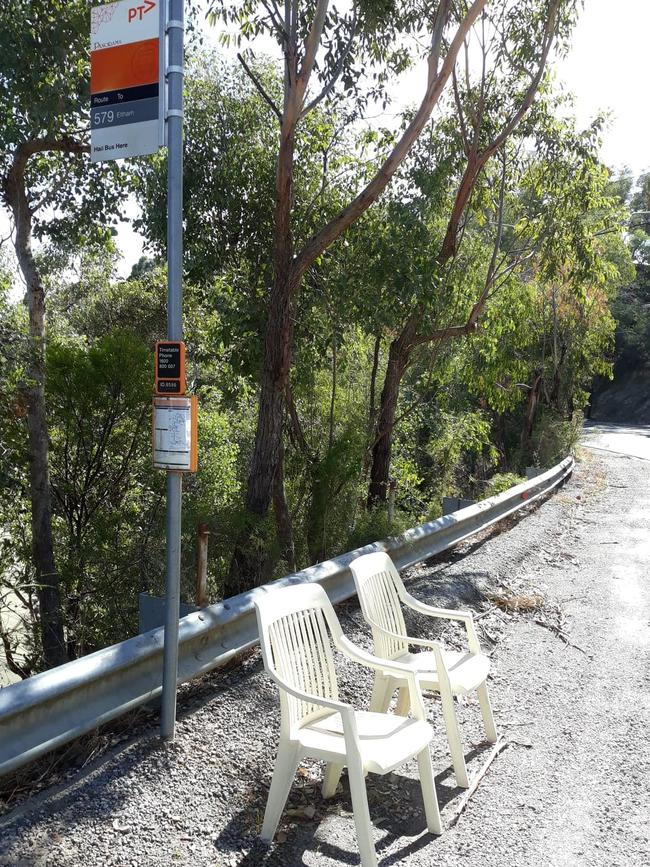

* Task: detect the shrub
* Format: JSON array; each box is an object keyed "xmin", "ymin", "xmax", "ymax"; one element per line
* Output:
[
  {"xmin": 483, "ymin": 472, "xmax": 526, "ymax": 498},
  {"xmin": 345, "ymin": 506, "xmax": 413, "ymax": 553},
  {"xmin": 531, "ymin": 409, "xmax": 583, "ymax": 467}
]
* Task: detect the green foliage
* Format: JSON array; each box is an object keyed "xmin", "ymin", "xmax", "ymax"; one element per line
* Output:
[
  {"xmin": 483, "ymin": 472, "xmax": 526, "ymax": 498},
  {"xmin": 180, "ymin": 405, "xmax": 241, "ymax": 594},
  {"xmin": 416, "ymin": 407, "xmax": 497, "ymax": 507},
  {"xmin": 529, "ymin": 409, "xmax": 584, "ymax": 467},
  {"xmin": 209, "ymin": 0, "xmax": 420, "ymax": 116},
  {"xmin": 606, "ymin": 171, "xmax": 650, "ymax": 374},
  {"xmin": 0, "ymin": 0, "xmax": 88, "ymax": 144},
  {"xmin": 135, "ymin": 54, "xmax": 278, "ymax": 286},
  {"xmin": 45, "ymin": 331, "xmax": 156, "ymax": 651},
  {"xmin": 345, "ymin": 506, "xmax": 413, "ymax": 553}
]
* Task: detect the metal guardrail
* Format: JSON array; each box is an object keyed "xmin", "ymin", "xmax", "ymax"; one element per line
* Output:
[{"xmin": 0, "ymin": 456, "xmax": 574, "ymax": 777}]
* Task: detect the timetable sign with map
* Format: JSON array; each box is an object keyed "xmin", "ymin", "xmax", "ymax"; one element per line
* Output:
[
  {"xmin": 90, "ymin": 0, "xmax": 162, "ymax": 162},
  {"xmin": 153, "ymin": 396, "xmax": 198, "ymax": 472}
]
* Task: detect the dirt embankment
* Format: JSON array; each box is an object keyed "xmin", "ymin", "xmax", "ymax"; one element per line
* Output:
[{"xmin": 591, "ymin": 369, "xmax": 650, "ymax": 424}]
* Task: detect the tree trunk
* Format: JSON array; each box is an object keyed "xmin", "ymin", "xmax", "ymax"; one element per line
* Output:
[
  {"xmin": 550, "ymin": 342, "xmax": 567, "ymax": 410},
  {"xmin": 438, "ymin": 153, "xmax": 481, "ymax": 264},
  {"xmin": 521, "ymin": 370, "xmax": 543, "ymax": 456},
  {"xmin": 272, "ymin": 440, "xmax": 296, "ymax": 573},
  {"xmin": 362, "ymin": 333, "xmax": 382, "ymax": 482},
  {"xmin": 226, "ymin": 113, "xmax": 298, "ymax": 595},
  {"xmin": 367, "ymin": 317, "xmax": 418, "ymax": 507},
  {"xmin": 5, "ymin": 156, "xmax": 66, "ymax": 668}
]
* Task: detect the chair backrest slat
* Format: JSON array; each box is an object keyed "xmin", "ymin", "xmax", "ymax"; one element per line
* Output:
[
  {"xmin": 350, "ymin": 553, "xmax": 409, "ymax": 659},
  {"xmin": 260, "ymin": 589, "xmax": 340, "ymax": 733}
]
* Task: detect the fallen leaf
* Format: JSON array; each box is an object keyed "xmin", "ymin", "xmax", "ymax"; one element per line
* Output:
[{"xmin": 285, "ymin": 805, "xmax": 316, "ymax": 820}]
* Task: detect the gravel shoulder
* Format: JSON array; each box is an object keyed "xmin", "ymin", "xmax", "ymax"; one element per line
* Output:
[{"xmin": 1, "ymin": 448, "xmax": 649, "ymax": 867}]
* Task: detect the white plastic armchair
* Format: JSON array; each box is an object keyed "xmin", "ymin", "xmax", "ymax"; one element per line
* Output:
[
  {"xmin": 254, "ymin": 582, "xmax": 442, "ymax": 867},
  {"xmin": 349, "ymin": 552, "xmax": 497, "ymax": 789}
]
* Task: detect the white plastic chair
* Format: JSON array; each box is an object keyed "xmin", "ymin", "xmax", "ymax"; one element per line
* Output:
[
  {"xmin": 349, "ymin": 552, "xmax": 497, "ymax": 789},
  {"xmin": 254, "ymin": 582, "xmax": 442, "ymax": 867}
]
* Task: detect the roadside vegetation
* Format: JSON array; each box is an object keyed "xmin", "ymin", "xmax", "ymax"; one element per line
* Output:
[
  {"xmin": 590, "ymin": 170, "xmax": 650, "ymax": 420},
  {"xmin": 0, "ymin": 0, "xmax": 638, "ymax": 674}
]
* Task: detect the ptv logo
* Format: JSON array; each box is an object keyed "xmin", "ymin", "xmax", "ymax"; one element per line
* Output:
[{"xmin": 128, "ymin": 0, "xmax": 156, "ymax": 22}]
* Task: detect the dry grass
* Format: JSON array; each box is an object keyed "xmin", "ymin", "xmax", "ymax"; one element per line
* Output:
[{"xmin": 487, "ymin": 592, "xmax": 545, "ymax": 613}]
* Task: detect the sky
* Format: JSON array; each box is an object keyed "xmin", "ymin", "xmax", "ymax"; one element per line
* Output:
[
  {"xmin": 554, "ymin": 0, "xmax": 650, "ymax": 177},
  {"xmin": 3, "ymin": 0, "xmax": 650, "ymax": 286}
]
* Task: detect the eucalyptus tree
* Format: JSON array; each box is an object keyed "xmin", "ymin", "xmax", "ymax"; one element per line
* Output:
[
  {"xmin": 606, "ymin": 172, "xmax": 650, "ymax": 378},
  {"xmin": 0, "ymin": 1, "xmax": 124, "ymax": 666},
  {"xmin": 210, "ymin": 0, "xmax": 496, "ymax": 593},
  {"xmin": 458, "ymin": 118, "xmax": 633, "ymax": 460},
  {"xmin": 365, "ymin": 0, "xmax": 580, "ymax": 507}
]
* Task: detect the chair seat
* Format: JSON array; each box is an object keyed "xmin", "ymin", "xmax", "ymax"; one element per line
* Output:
[
  {"xmin": 298, "ymin": 710, "xmax": 432, "ymax": 774},
  {"xmin": 394, "ymin": 649, "xmax": 490, "ymax": 695}
]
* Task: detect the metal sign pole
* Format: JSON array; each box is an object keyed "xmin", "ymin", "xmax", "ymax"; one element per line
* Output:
[{"xmin": 161, "ymin": 0, "xmax": 184, "ymax": 741}]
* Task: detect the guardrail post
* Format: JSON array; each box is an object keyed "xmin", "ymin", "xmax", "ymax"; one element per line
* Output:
[{"xmin": 195, "ymin": 523, "xmax": 210, "ymax": 607}]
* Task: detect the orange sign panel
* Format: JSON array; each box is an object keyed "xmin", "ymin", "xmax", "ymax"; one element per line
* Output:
[{"xmin": 91, "ymin": 38, "xmax": 159, "ymax": 94}]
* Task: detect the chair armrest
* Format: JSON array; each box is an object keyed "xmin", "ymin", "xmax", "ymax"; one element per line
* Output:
[
  {"xmin": 403, "ymin": 592, "xmax": 473, "ymax": 622},
  {"xmin": 402, "ymin": 592, "xmax": 482, "ymax": 654},
  {"xmin": 335, "ymin": 635, "xmax": 428, "ymax": 720},
  {"xmin": 359, "ymin": 617, "xmax": 445, "ymax": 655},
  {"xmin": 267, "ymin": 666, "xmax": 364, "ymax": 751}
]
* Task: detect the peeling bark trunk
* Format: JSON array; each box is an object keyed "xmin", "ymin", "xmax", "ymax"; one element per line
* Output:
[
  {"xmin": 272, "ymin": 441, "xmax": 296, "ymax": 572},
  {"xmin": 4, "ymin": 153, "xmax": 66, "ymax": 668},
  {"xmin": 521, "ymin": 370, "xmax": 544, "ymax": 456},
  {"xmin": 550, "ymin": 342, "xmax": 567, "ymax": 410},
  {"xmin": 367, "ymin": 317, "xmax": 418, "ymax": 507},
  {"xmin": 226, "ymin": 112, "xmax": 298, "ymax": 595}
]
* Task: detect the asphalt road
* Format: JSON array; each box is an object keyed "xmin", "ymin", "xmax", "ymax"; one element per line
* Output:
[
  {"xmin": 582, "ymin": 420, "xmax": 650, "ymax": 462},
  {"xmin": 1, "ymin": 438, "xmax": 649, "ymax": 867}
]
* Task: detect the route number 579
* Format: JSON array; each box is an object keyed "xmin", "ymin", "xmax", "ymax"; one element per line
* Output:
[{"xmin": 93, "ymin": 110, "xmax": 114, "ymax": 125}]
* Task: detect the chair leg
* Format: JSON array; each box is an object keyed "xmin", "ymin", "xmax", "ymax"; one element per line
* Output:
[
  {"xmin": 369, "ymin": 673, "xmax": 393, "ymax": 713},
  {"xmin": 395, "ymin": 685, "xmax": 410, "ymax": 716},
  {"xmin": 347, "ymin": 762, "xmax": 378, "ymax": 867},
  {"xmin": 440, "ymin": 692, "xmax": 470, "ymax": 788},
  {"xmin": 477, "ymin": 682, "xmax": 498, "ymax": 743},
  {"xmin": 417, "ymin": 746, "xmax": 443, "ymax": 835},
  {"xmin": 322, "ymin": 762, "xmax": 344, "ymax": 798},
  {"xmin": 261, "ymin": 742, "xmax": 301, "ymax": 842}
]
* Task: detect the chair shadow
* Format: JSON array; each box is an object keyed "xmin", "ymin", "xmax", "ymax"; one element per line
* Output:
[{"xmin": 213, "ymin": 747, "xmax": 494, "ymax": 867}]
